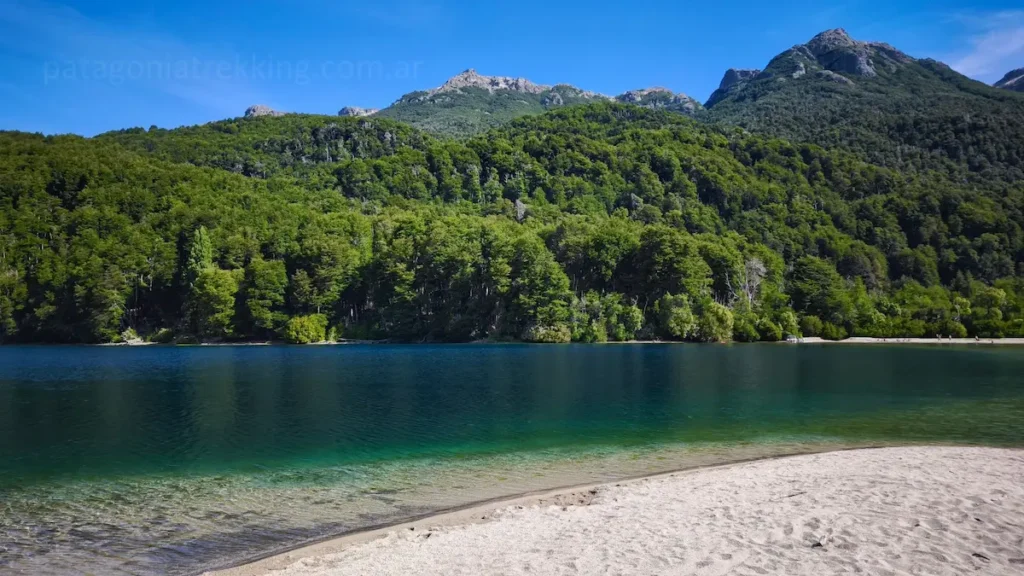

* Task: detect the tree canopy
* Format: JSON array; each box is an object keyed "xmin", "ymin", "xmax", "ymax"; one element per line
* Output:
[{"xmin": 2, "ymin": 102, "xmax": 1023, "ymax": 343}]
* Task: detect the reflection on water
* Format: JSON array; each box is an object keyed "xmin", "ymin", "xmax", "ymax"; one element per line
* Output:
[{"xmin": 1, "ymin": 344, "xmax": 1023, "ymax": 574}]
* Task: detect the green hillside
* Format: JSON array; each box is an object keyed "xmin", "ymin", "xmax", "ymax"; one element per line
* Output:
[{"xmin": 3, "ymin": 102, "xmax": 1023, "ymax": 344}]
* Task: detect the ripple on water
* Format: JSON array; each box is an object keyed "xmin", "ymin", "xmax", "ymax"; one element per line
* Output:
[{"xmin": 1, "ymin": 439, "xmax": 868, "ymax": 575}]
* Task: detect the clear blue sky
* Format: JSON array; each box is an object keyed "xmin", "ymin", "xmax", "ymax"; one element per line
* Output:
[{"xmin": 2, "ymin": 0, "xmax": 1022, "ymax": 136}]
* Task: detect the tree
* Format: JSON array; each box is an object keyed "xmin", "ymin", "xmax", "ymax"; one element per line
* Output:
[
  {"xmin": 741, "ymin": 257, "xmax": 767, "ymax": 307},
  {"xmin": 655, "ymin": 294, "xmax": 695, "ymax": 340},
  {"xmin": 192, "ymin": 268, "xmax": 240, "ymax": 338},
  {"xmin": 789, "ymin": 257, "xmax": 852, "ymax": 326},
  {"xmin": 694, "ymin": 300, "xmax": 734, "ymax": 342},
  {"xmin": 183, "ymin": 226, "xmax": 213, "ymax": 289},
  {"xmin": 240, "ymin": 259, "xmax": 288, "ymax": 338},
  {"xmin": 733, "ymin": 311, "xmax": 760, "ymax": 342}
]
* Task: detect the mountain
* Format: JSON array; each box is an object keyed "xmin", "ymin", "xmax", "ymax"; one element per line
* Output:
[
  {"xmin": 366, "ymin": 69, "xmax": 607, "ymax": 137},
  {"xmin": 335, "ymin": 69, "xmax": 701, "ymax": 137},
  {"xmin": 244, "ymin": 105, "xmax": 286, "ymax": 118},
  {"xmin": 614, "ymin": 88, "xmax": 702, "ymax": 114},
  {"xmin": 994, "ymin": 68, "xmax": 1024, "ymax": 92},
  {"xmin": 702, "ymin": 28, "xmax": 1024, "ymax": 183}
]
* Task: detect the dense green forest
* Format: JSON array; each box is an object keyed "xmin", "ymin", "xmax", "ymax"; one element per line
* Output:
[{"xmin": 2, "ymin": 103, "xmax": 1023, "ymax": 344}]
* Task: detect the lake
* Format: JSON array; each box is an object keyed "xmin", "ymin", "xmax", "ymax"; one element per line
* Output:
[{"xmin": 1, "ymin": 344, "xmax": 1023, "ymax": 575}]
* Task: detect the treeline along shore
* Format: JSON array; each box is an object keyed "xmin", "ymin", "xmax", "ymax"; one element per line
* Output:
[{"xmin": 2, "ymin": 102, "xmax": 1024, "ymax": 345}]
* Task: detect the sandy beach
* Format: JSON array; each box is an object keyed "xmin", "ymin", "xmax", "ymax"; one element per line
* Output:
[
  {"xmin": 208, "ymin": 446, "xmax": 1024, "ymax": 576},
  {"xmin": 802, "ymin": 337, "xmax": 1024, "ymax": 346}
]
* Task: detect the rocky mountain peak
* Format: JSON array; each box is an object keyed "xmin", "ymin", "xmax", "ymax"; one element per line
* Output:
[
  {"xmin": 244, "ymin": 105, "xmax": 285, "ymax": 118},
  {"xmin": 339, "ymin": 106, "xmax": 379, "ymax": 117},
  {"xmin": 617, "ymin": 87, "xmax": 671, "ymax": 100},
  {"xmin": 705, "ymin": 29, "xmax": 916, "ymax": 109},
  {"xmin": 800, "ymin": 28, "xmax": 912, "ymax": 78},
  {"xmin": 806, "ymin": 28, "xmax": 857, "ymax": 56},
  {"xmin": 994, "ymin": 68, "xmax": 1024, "ymax": 92},
  {"xmin": 433, "ymin": 69, "xmax": 549, "ymax": 95}
]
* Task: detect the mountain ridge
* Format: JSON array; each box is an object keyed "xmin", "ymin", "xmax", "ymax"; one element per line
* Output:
[
  {"xmin": 701, "ymin": 28, "xmax": 1024, "ymax": 183},
  {"xmin": 241, "ymin": 69, "xmax": 702, "ymax": 136},
  {"xmin": 994, "ymin": 67, "xmax": 1024, "ymax": 92}
]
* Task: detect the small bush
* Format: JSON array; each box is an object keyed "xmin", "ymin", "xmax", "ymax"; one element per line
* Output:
[
  {"xmin": 283, "ymin": 314, "xmax": 328, "ymax": 344},
  {"xmin": 800, "ymin": 315, "xmax": 823, "ymax": 337},
  {"xmin": 148, "ymin": 328, "xmax": 175, "ymax": 343},
  {"xmin": 522, "ymin": 324, "xmax": 572, "ymax": 343}
]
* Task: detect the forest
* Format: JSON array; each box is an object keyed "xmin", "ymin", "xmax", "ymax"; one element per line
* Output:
[{"xmin": 1, "ymin": 103, "xmax": 1023, "ymax": 344}]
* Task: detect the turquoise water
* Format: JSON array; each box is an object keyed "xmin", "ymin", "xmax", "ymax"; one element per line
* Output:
[{"xmin": 1, "ymin": 344, "xmax": 1023, "ymax": 574}]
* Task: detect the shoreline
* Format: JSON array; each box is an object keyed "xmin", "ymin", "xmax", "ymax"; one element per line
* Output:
[
  {"xmin": 800, "ymin": 336, "xmax": 1024, "ymax": 346},
  {"xmin": 55, "ymin": 336, "xmax": 1024, "ymax": 347},
  {"xmin": 201, "ymin": 443, "xmax": 890, "ymax": 576},
  {"xmin": 205, "ymin": 445, "xmax": 1024, "ymax": 576}
]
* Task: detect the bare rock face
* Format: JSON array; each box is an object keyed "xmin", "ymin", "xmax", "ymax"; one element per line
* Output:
[
  {"xmin": 706, "ymin": 69, "xmax": 762, "ymax": 108},
  {"xmin": 806, "ymin": 29, "xmax": 876, "ymax": 77},
  {"xmin": 806, "ymin": 28, "xmax": 858, "ymax": 56},
  {"xmin": 514, "ymin": 199, "xmax": 528, "ymax": 223},
  {"xmin": 718, "ymin": 69, "xmax": 761, "ymax": 91},
  {"xmin": 434, "ymin": 69, "xmax": 549, "ymax": 95},
  {"xmin": 994, "ymin": 68, "xmax": 1024, "ymax": 92},
  {"xmin": 804, "ymin": 28, "xmax": 913, "ymax": 78},
  {"xmin": 338, "ymin": 106, "xmax": 379, "ymax": 117},
  {"xmin": 542, "ymin": 92, "xmax": 564, "ymax": 107},
  {"xmin": 244, "ymin": 105, "xmax": 285, "ymax": 118}
]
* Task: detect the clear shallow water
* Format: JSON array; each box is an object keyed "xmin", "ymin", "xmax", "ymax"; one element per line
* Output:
[{"xmin": 1, "ymin": 344, "xmax": 1022, "ymax": 574}]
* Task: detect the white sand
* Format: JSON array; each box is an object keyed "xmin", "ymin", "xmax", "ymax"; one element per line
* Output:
[
  {"xmin": 211, "ymin": 447, "xmax": 1024, "ymax": 576},
  {"xmin": 802, "ymin": 337, "xmax": 1024, "ymax": 345}
]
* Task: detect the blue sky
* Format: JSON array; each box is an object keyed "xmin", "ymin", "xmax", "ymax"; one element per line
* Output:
[{"xmin": 2, "ymin": 0, "xmax": 1023, "ymax": 136}]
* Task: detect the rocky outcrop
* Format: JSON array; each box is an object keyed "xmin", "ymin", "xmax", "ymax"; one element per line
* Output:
[
  {"xmin": 433, "ymin": 69, "xmax": 549, "ymax": 95},
  {"xmin": 705, "ymin": 69, "xmax": 762, "ymax": 108},
  {"xmin": 718, "ymin": 69, "xmax": 761, "ymax": 91},
  {"xmin": 615, "ymin": 88, "xmax": 702, "ymax": 114},
  {"xmin": 244, "ymin": 105, "xmax": 285, "ymax": 118},
  {"xmin": 804, "ymin": 28, "xmax": 912, "ymax": 78},
  {"xmin": 391, "ymin": 70, "xmax": 607, "ymax": 111},
  {"xmin": 338, "ymin": 106, "xmax": 379, "ymax": 117},
  {"xmin": 994, "ymin": 68, "xmax": 1024, "ymax": 92},
  {"xmin": 806, "ymin": 28, "xmax": 858, "ymax": 57}
]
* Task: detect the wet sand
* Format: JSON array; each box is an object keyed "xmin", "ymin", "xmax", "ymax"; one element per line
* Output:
[{"xmin": 207, "ymin": 446, "xmax": 1024, "ymax": 576}]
